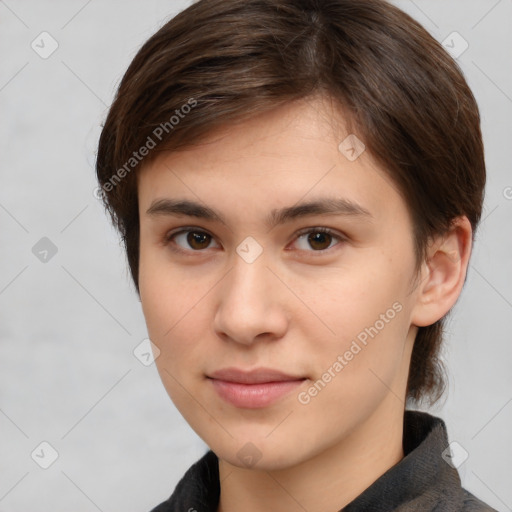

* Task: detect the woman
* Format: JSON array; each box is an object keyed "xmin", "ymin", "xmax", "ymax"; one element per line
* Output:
[{"xmin": 96, "ymin": 0, "xmax": 495, "ymax": 510}]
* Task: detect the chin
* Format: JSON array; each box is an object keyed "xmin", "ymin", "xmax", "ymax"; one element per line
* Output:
[{"xmin": 211, "ymin": 435, "xmax": 310, "ymax": 472}]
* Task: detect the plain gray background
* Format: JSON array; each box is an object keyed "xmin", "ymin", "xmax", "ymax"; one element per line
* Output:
[{"xmin": 1, "ymin": 0, "xmax": 511, "ymax": 510}]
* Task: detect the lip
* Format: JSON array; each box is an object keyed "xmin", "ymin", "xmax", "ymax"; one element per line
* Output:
[
  {"xmin": 209, "ymin": 367, "xmax": 305, "ymax": 384},
  {"xmin": 207, "ymin": 367, "xmax": 307, "ymax": 409}
]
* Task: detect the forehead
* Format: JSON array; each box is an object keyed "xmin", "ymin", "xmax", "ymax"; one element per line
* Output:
[{"xmin": 137, "ymin": 97, "xmax": 406, "ymax": 224}]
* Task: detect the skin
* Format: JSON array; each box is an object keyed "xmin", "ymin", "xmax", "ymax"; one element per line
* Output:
[{"xmin": 137, "ymin": 95, "xmax": 472, "ymax": 512}]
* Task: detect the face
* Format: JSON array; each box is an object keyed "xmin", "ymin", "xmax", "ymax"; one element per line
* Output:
[{"xmin": 137, "ymin": 95, "xmax": 421, "ymax": 471}]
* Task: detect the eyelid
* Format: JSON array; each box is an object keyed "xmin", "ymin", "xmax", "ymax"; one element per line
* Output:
[{"xmin": 164, "ymin": 225, "xmax": 347, "ymax": 254}]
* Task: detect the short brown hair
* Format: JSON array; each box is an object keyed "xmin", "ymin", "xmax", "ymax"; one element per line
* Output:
[{"xmin": 96, "ymin": 0, "xmax": 486, "ymax": 405}]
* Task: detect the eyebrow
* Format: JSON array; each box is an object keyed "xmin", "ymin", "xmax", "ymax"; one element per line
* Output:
[{"xmin": 146, "ymin": 196, "xmax": 373, "ymax": 228}]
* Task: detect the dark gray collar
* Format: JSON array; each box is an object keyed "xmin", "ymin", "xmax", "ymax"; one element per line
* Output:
[{"xmin": 343, "ymin": 410, "xmax": 461, "ymax": 511}]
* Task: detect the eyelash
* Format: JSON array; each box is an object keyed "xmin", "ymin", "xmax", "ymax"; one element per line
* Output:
[{"xmin": 163, "ymin": 226, "xmax": 346, "ymax": 256}]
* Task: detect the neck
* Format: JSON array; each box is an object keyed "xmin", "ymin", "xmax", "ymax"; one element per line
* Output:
[{"xmin": 217, "ymin": 397, "xmax": 405, "ymax": 512}]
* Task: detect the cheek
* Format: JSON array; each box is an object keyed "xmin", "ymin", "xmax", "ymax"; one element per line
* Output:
[
  {"xmin": 139, "ymin": 251, "xmax": 181, "ymax": 362},
  {"xmin": 138, "ymin": 255, "xmax": 214, "ymax": 377},
  {"xmin": 141, "ymin": 283, "xmax": 205, "ymax": 409},
  {"xmin": 305, "ymin": 256, "xmax": 414, "ymax": 389},
  {"xmin": 139, "ymin": 242, "xmax": 188, "ymax": 336},
  {"xmin": 313, "ymin": 259, "xmax": 410, "ymax": 337},
  {"xmin": 300, "ymin": 300, "xmax": 411, "ymax": 427}
]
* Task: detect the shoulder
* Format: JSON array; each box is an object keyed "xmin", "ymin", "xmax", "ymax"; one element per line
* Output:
[{"xmin": 460, "ymin": 488, "xmax": 498, "ymax": 511}]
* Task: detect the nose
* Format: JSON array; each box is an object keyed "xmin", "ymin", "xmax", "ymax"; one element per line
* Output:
[{"xmin": 213, "ymin": 251, "xmax": 289, "ymax": 346}]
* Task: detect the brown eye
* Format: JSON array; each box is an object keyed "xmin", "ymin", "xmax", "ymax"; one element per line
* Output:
[
  {"xmin": 307, "ymin": 231, "xmax": 333, "ymax": 251},
  {"xmin": 186, "ymin": 231, "xmax": 211, "ymax": 250},
  {"xmin": 293, "ymin": 227, "xmax": 345, "ymax": 253},
  {"xmin": 165, "ymin": 229, "xmax": 218, "ymax": 253}
]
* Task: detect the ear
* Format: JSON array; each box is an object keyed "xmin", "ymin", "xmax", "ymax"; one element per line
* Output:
[{"xmin": 411, "ymin": 216, "xmax": 473, "ymax": 328}]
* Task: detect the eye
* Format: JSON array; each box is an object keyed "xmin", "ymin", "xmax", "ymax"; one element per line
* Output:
[
  {"xmin": 163, "ymin": 226, "xmax": 346, "ymax": 255},
  {"xmin": 164, "ymin": 228, "xmax": 219, "ymax": 254},
  {"xmin": 291, "ymin": 227, "xmax": 346, "ymax": 253}
]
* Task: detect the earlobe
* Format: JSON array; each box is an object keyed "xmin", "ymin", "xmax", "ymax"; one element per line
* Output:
[{"xmin": 411, "ymin": 216, "xmax": 473, "ymax": 328}]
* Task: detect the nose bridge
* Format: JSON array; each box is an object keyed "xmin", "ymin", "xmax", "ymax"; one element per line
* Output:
[
  {"xmin": 225, "ymin": 247, "xmax": 272, "ymax": 315},
  {"xmin": 214, "ymin": 245, "xmax": 287, "ymax": 344}
]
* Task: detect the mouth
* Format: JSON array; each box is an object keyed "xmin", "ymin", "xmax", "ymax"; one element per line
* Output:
[{"xmin": 207, "ymin": 367, "xmax": 307, "ymax": 409}]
